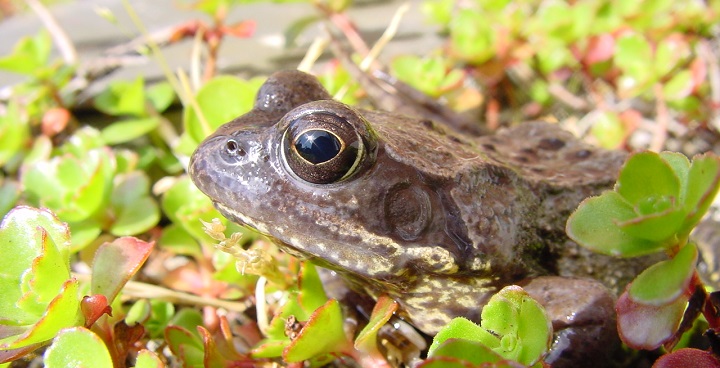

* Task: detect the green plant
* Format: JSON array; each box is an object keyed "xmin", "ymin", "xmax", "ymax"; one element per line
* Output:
[
  {"xmin": 567, "ymin": 151, "xmax": 720, "ymax": 365},
  {"xmin": 415, "ymin": 0, "xmax": 720, "ymax": 147},
  {"xmin": 423, "ymin": 286, "xmax": 552, "ymax": 367},
  {"xmin": 0, "ymin": 206, "xmax": 153, "ymax": 364}
]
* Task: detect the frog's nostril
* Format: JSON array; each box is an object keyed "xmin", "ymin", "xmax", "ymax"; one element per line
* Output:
[{"xmin": 225, "ymin": 139, "xmax": 246, "ymax": 157}]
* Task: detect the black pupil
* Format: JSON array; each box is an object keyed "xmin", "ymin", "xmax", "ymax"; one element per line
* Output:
[{"xmin": 294, "ymin": 130, "xmax": 341, "ymax": 164}]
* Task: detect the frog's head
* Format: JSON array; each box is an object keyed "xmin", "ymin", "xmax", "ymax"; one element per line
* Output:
[{"xmin": 189, "ymin": 71, "xmax": 468, "ymax": 289}]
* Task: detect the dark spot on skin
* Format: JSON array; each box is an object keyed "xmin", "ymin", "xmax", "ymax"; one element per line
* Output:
[
  {"xmin": 538, "ymin": 137, "xmax": 566, "ymax": 151},
  {"xmin": 515, "ymin": 155, "xmax": 529, "ymax": 163},
  {"xmin": 448, "ymin": 135, "xmax": 463, "ymax": 144},
  {"xmin": 531, "ymin": 167, "xmax": 545, "ymax": 173},
  {"xmin": 575, "ymin": 149, "xmax": 592, "ymax": 159},
  {"xmin": 521, "ymin": 147, "xmax": 535, "ymax": 155},
  {"xmin": 482, "ymin": 143, "xmax": 496, "ymax": 151},
  {"xmin": 421, "ymin": 120, "xmax": 434, "ymax": 129}
]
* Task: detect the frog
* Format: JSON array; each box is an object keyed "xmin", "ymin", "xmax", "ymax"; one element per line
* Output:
[{"xmin": 189, "ymin": 70, "xmax": 652, "ymax": 364}]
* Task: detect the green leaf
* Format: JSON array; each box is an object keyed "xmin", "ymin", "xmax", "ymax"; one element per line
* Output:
[
  {"xmin": 23, "ymin": 150, "xmax": 115, "ymax": 224},
  {"xmin": 110, "ymin": 172, "xmax": 159, "ymax": 236},
  {"xmin": 145, "ymin": 301, "xmax": 175, "ymax": 339},
  {"xmin": 618, "ymin": 205, "xmax": 684, "ymax": 242},
  {"xmin": 354, "ymin": 296, "xmax": 398, "ymax": 353},
  {"xmin": 135, "ymin": 349, "xmax": 164, "ymax": 368},
  {"xmin": 0, "ymin": 31, "xmax": 51, "ymax": 75},
  {"xmin": 629, "ymin": 243, "xmax": 697, "ymax": 305},
  {"xmin": 91, "ymin": 237, "xmax": 154, "ymax": 304},
  {"xmin": 660, "ymin": 152, "xmax": 691, "ymax": 192},
  {"xmin": 169, "ymin": 308, "xmax": 205, "ymax": 337},
  {"xmin": 126, "ymin": 299, "xmax": 152, "ymax": 326},
  {"xmin": 426, "ymin": 338, "xmax": 506, "ymax": 365},
  {"xmin": 429, "ymin": 286, "xmax": 551, "ymax": 366},
  {"xmin": 158, "ymin": 224, "xmax": 203, "ymax": 256},
  {"xmin": 590, "ymin": 111, "xmax": 626, "ymax": 149},
  {"xmin": 450, "ymin": 9, "xmax": 495, "ymax": 64},
  {"xmin": 298, "ymin": 262, "xmax": 327, "ymax": 312},
  {"xmin": 614, "ymin": 33, "xmax": 653, "ymax": 95},
  {"xmin": 480, "ymin": 286, "xmax": 551, "ymax": 365},
  {"xmin": 283, "ymin": 299, "xmax": 350, "ymax": 362},
  {"xmin": 681, "ymin": 153, "xmax": 720, "ymax": 233},
  {"xmin": 0, "ymin": 101, "xmax": 29, "ymax": 167},
  {"xmin": 617, "ymin": 151, "xmax": 680, "ymax": 206},
  {"xmin": 162, "ymin": 177, "xmax": 224, "ymax": 243},
  {"xmin": 44, "ymin": 327, "xmax": 112, "ymax": 368},
  {"xmin": 391, "ymin": 56, "xmax": 463, "ymax": 98},
  {"xmin": 566, "ymin": 192, "xmax": 660, "ymax": 256},
  {"xmin": 663, "ymin": 70, "xmax": 694, "ymax": 101},
  {"xmin": 429, "ymin": 317, "xmax": 491, "ymax": 356},
  {"xmin": 100, "ymin": 117, "xmax": 160, "ymax": 145},
  {"xmin": 146, "ymin": 81, "xmax": 175, "ymax": 113},
  {"xmin": 0, "ymin": 180, "xmax": 21, "ymax": 227},
  {"xmin": 1, "ymin": 279, "xmax": 82, "ymax": 350},
  {"xmin": 111, "ymin": 197, "xmax": 160, "ymax": 236},
  {"xmin": 0, "ymin": 207, "xmax": 72, "ymax": 324},
  {"xmin": 94, "ymin": 77, "xmax": 146, "ymax": 117},
  {"xmin": 17, "ymin": 228, "xmax": 71, "ymax": 316},
  {"xmin": 183, "ymin": 76, "xmax": 262, "ymax": 144},
  {"xmin": 165, "ymin": 325, "xmax": 204, "ymax": 367}
]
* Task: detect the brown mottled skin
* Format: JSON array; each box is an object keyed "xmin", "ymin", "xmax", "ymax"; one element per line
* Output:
[{"xmin": 189, "ymin": 71, "xmax": 650, "ymax": 363}]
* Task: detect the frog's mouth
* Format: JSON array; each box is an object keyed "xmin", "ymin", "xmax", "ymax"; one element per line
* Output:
[{"xmin": 213, "ymin": 202, "xmax": 269, "ymax": 235}]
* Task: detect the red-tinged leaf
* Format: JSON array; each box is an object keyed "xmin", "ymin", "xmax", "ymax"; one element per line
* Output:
[
  {"xmin": 198, "ymin": 326, "xmax": 226, "ymax": 368},
  {"xmin": 297, "ymin": 262, "xmax": 327, "ymax": 313},
  {"xmin": 616, "ymin": 288, "xmax": 687, "ymax": 350},
  {"xmin": 2, "ymin": 278, "xmax": 82, "ymax": 350},
  {"xmin": 355, "ymin": 295, "xmax": 398, "ymax": 352},
  {"xmin": 213, "ymin": 316, "xmax": 247, "ymax": 361},
  {"xmin": 0, "ymin": 341, "xmax": 45, "ymax": 364},
  {"xmin": 251, "ymin": 339, "xmax": 289, "ymax": 358},
  {"xmin": 653, "ymin": 348, "xmax": 720, "ymax": 368},
  {"xmin": 584, "ymin": 34, "xmax": 615, "ymax": 65},
  {"xmin": 222, "ymin": 20, "xmax": 256, "ymax": 38},
  {"xmin": 114, "ymin": 321, "xmax": 146, "ymax": 354},
  {"xmin": 283, "ymin": 299, "xmax": 351, "ymax": 362},
  {"xmin": 629, "ymin": 243, "xmax": 697, "ymax": 305},
  {"xmin": 91, "ymin": 237, "xmax": 154, "ymax": 303},
  {"xmin": 81, "ymin": 294, "xmax": 112, "ymax": 327}
]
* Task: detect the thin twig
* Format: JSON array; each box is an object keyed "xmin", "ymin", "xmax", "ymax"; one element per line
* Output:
[
  {"xmin": 26, "ymin": 0, "xmax": 77, "ymax": 64},
  {"xmin": 122, "ymin": 280, "xmax": 252, "ymax": 313},
  {"xmin": 547, "ymin": 82, "xmax": 588, "ymax": 111},
  {"xmin": 359, "ymin": 2, "xmax": 409, "ymax": 71},
  {"xmin": 298, "ymin": 36, "xmax": 330, "ymax": 73}
]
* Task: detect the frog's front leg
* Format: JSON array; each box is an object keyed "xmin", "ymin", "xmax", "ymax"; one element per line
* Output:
[{"xmin": 521, "ymin": 276, "xmax": 619, "ymax": 368}]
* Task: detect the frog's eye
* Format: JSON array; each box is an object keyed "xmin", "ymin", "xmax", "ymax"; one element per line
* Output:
[{"xmin": 281, "ymin": 109, "xmax": 372, "ymax": 184}]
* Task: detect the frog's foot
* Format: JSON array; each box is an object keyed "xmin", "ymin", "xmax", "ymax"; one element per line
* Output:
[{"xmin": 520, "ymin": 276, "xmax": 619, "ymax": 368}]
